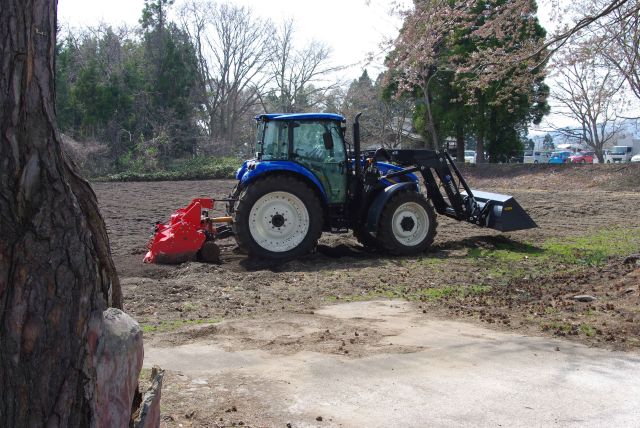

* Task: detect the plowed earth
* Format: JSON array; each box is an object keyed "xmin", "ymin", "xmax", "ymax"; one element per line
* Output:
[{"xmin": 94, "ymin": 163, "xmax": 640, "ymax": 426}]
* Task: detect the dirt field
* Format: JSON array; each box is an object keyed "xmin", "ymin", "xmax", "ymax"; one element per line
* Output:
[{"xmin": 94, "ymin": 164, "xmax": 640, "ymax": 426}]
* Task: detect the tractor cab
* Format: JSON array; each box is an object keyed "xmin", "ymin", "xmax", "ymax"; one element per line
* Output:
[{"xmin": 254, "ymin": 113, "xmax": 348, "ymax": 204}]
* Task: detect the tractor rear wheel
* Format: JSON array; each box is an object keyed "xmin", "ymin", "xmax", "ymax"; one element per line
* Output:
[
  {"xmin": 233, "ymin": 176, "xmax": 323, "ymax": 260},
  {"xmin": 378, "ymin": 191, "xmax": 436, "ymax": 256}
]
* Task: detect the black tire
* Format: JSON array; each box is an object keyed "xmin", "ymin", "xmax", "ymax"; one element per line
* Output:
[
  {"xmin": 378, "ymin": 190, "xmax": 437, "ymax": 256},
  {"xmin": 233, "ymin": 175, "xmax": 323, "ymax": 260}
]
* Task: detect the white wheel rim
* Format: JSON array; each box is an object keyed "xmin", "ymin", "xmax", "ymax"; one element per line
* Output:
[
  {"xmin": 249, "ymin": 192, "xmax": 310, "ymax": 252},
  {"xmin": 391, "ymin": 202, "xmax": 429, "ymax": 247}
]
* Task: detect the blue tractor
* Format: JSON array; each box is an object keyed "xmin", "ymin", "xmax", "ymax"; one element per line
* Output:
[{"xmin": 225, "ymin": 112, "xmax": 537, "ymax": 260}]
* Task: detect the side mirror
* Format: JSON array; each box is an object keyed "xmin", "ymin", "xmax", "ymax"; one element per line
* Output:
[{"xmin": 323, "ymin": 132, "xmax": 334, "ymax": 150}]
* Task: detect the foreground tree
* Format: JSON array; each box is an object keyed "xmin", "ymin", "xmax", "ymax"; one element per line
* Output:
[{"xmin": 1, "ymin": 1, "xmax": 140, "ymax": 425}]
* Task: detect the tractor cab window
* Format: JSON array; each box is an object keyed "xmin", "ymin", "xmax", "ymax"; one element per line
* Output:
[
  {"xmin": 292, "ymin": 120, "xmax": 347, "ymax": 204},
  {"xmin": 291, "ymin": 121, "xmax": 345, "ymax": 162},
  {"xmin": 261, "ymin": 121, "xmax": 289, "ymax": 160}
]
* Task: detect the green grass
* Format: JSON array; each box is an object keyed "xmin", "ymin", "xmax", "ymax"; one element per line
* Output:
[
  {"xmin": 579, "ymin": 323, "xmax": 596, "ymax": 337},
  {"xmin": 141, "ymin": 317, "xmax": 221, "ymax": 334},
  {"xmin": 468, "ymin": 228, "xmax": 640, "ymax": 268},
  {"xmin": 468, "ymin": 241, "xmax": 541, "ymax": 262},
  {"xmin": 542, "ymin": 321, "xmax": 573, "ymax": 333}
]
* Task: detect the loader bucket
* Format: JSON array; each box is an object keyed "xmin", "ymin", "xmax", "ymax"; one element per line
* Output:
[{"xmin": 470, "ymin": 190, "xmax": 537, "ymax": 232}]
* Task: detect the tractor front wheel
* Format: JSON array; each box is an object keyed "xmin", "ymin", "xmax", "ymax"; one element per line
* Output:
[
  {"xmin": 233, "ymin": 176, "xmax": 323, "ymax": 260},
  {"xmin": 378, "ymin": 191, "xmax": 436, "ymax": 256}
]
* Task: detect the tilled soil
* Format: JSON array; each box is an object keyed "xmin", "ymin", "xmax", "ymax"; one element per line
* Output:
[
  {"xmin": 94, "ymin": 167, "xmax": 640, "ymax": 351},
  {"xmin": 94, "ymin": 165, "xmax": 640, "ymax": 425}
]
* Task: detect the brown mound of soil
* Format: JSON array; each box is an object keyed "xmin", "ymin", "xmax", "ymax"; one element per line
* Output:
[{"xmin": 459, "ymin": 163, "xmax": 640, "ymax": 192}]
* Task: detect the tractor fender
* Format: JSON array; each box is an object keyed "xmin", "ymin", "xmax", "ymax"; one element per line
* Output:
[
  {"xmin": 238, "ymin": 160, "xmax": 329, "ymax": 204},
  {"xmin": 235, "ymin": 160, "xmax": 254, "ymax": 180},
  {"xmin": 366, "ymin": 182, "xmax": 419, "ymax": 233}
]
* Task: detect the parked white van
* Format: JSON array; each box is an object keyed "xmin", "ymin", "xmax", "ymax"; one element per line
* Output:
[
  {"xmin": 523, "ymin": 150, "xmax": 550, "ymax": 164},
  {"xmin": 604, "ymin": 142, "xmax": 640, "ymax": 163}
]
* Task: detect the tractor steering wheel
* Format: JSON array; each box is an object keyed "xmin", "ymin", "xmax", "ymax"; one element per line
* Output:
[{"xmin": 295, "ymin": 147, "xmax": 326, "ymax": 162}]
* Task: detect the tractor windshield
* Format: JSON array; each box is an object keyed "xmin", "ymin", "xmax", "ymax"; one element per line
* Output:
[{"xmin": 261, "ymin": 121, "xmax": 289, "ymax": 160}]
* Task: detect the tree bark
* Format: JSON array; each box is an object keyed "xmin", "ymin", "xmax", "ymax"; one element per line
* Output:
[
  {"xmin": 1, "ymin": 1, "xmax": 122, "ymax": 425},
  {"xmin": 475, "ymin": 91, "xmax": 486, "ymax": 163}
]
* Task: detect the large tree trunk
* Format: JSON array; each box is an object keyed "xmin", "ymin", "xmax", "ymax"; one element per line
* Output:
[
  {"xmin": 475, "ymin": 90, "xmax": 486, "ymax": 163},
  {"xmin": 422, "ymin": 90, "xmax": 438, "ymax": 150},
  {"xmin": 0, "ymin": 1, "xmax": 126, "ymax": 425}
]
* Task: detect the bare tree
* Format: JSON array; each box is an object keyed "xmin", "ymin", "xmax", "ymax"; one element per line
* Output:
[
  {"xmin": 551, "ymin": 51, "xmax": 625, "ymax": 161},
  {"xmin": 589, "ymin": 0, "xmax": 640, "ymax": 101},
  {"xmin": 266, "ymin": 19, "xmax": 342, "ymax": 113},
  {"xmin": 520, "ymin": 0, "xmax": 640, "ymax": 68},
  {"xmin": 179, "ymin": 0, "xmax": 273, "ymax": 150}
]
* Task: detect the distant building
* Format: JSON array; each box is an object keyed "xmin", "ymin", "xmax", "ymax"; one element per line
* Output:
[{"xmin": 386, "ymin": 117, "xmax": 425, "ymax": 149}]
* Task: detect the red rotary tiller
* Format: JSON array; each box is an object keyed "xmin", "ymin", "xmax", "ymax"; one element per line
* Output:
[{"xmin": 143, "ymin": 198, "xmax": 233, "ymax": 264}]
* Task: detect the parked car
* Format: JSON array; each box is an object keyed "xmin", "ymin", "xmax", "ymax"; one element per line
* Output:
[
  {"xmin": 631, "ymin": 153, "xmax": 640, "ymax": 163},
  {"xmin": 548, "ymin": 151, "xmax": 573, "ymax": 164},
  {"xmin": 464, "ymin": 150, "xmax": 476, "ymax": 164},
  {"xmin": 569, "ymin": 151, "xmax": 594, "ymax": 164},
  {"xmin": 524, "ymin": 150, "xmax": 550, "ymax": 164},
  {"xmin": 605, "ymin": 143, "xmax": 640, "ymax": 163}
]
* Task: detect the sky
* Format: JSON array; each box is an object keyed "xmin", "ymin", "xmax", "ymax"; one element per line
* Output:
[
  {"xmin": 57, "ymin": 0, "xmax": 637, "ymax": 133},
  {"xmin": 57, "ymin": 0, "xmax": 407, "ymax": 82}
]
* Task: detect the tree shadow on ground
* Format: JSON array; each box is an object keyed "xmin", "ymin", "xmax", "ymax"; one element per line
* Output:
[
  {"xmin": 237, "ymin": 243, "xmax": 384, "ymax": 273},
  {"xmin": 236, "ymin": 235, "xmax": 544, "ymax": 273}
]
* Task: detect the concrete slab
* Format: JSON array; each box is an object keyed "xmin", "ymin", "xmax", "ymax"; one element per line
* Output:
[{"xmin": 144, "ymin": 300, "xmax": 640, "ymax": 427}]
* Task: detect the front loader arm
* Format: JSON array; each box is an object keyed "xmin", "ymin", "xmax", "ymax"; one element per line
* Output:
[{"xmin": 365, "ymin": 149, "xmax": 536, "ymax": 232}]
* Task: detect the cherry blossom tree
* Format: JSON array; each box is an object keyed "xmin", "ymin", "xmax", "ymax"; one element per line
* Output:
[{"xmin": 386, "ymin": 0, "xmax": 549, "ymax": 160}]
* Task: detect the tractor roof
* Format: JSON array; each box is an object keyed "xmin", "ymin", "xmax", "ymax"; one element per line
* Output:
[{"xmin": 255, "ymin": 113, "xmax": 345, "ymax": 122}]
